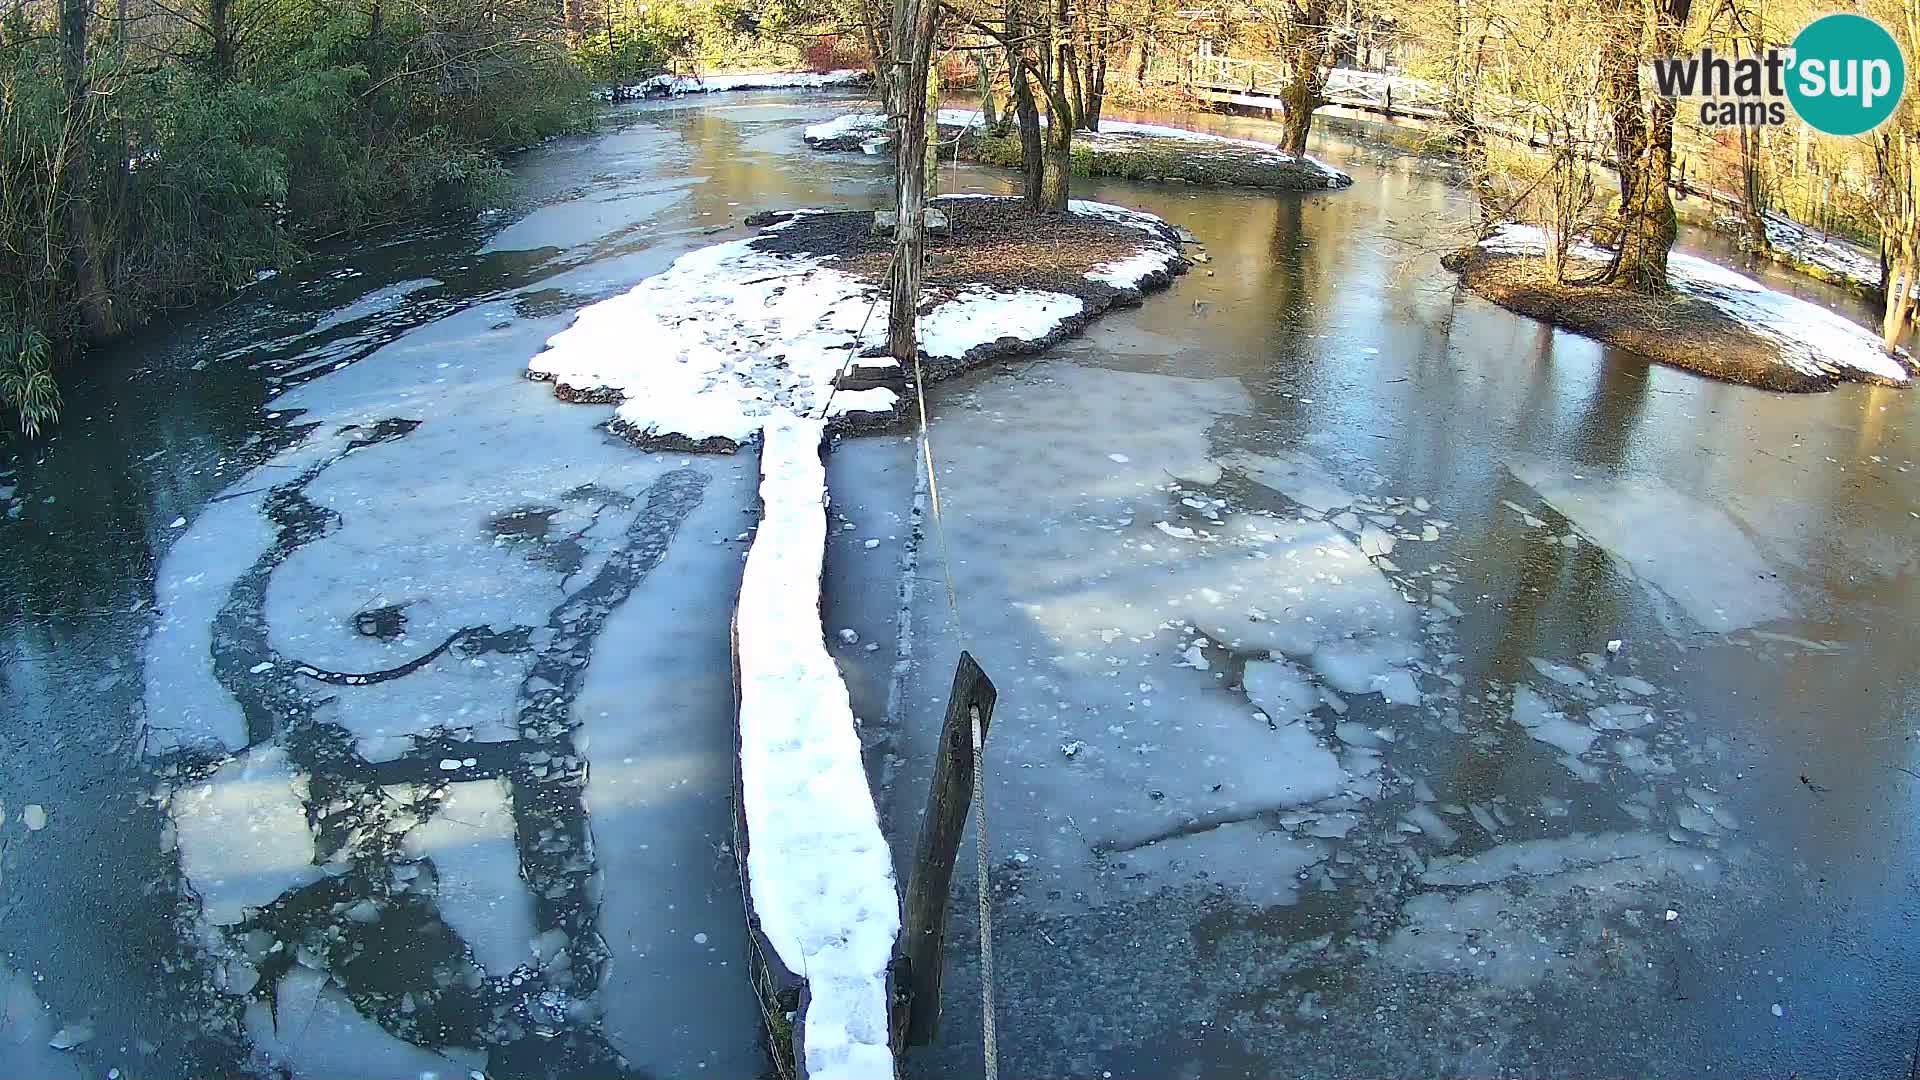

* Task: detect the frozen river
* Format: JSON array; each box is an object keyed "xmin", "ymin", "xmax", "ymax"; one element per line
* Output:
[{"xmin": 1, "ymin": 90, "xmax": 1916, "ymax": 1079}]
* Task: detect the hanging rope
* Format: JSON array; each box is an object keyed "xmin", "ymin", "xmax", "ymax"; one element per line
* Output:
[
  {"xmin": 971, "ymin": 702, "xmax": 997, "ymax": 1080},
  {"xmin": 911, "ymin": 340, "xmax": 995, "ymax": 1080}
]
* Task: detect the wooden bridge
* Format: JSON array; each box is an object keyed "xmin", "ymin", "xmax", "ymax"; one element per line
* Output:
[{"xmin": 1188, "ymin": 50, "xmax": 1450, "ymax": 122}]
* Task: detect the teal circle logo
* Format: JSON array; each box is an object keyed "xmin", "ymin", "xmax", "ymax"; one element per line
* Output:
[{"xmin": 1787, "ymin": 14, "xmax": 1906, "ymax": 136}]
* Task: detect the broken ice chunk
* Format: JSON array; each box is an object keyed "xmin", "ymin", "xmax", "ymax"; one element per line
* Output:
[{"xmin": 1243, "ymin": 659, "xmax": 1318, "ymax": 727}]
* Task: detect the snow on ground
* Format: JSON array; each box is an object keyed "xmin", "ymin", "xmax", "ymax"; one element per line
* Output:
[
  {"xmin": 1481, "ymin": 224, "xmax": 1910, "ymax": 385},
  {"xmin": 1508, "ymin": 457, "xmax": 1792, "ymax": 633},
  {"xmin": 1754, "ymin": 212, "xmax": 1904, "ymax": 294},
  {"xmin": 530, "ymin": 199, "xmax": 1184, "ymax": 446},
  {"xmin": 735, "ymin": 415, "xmax": 898, "ymax": 1080},
  {"xmin": 803, "ymin": 109, "xmax": 1352, "ymax": 185},
  {"xmin": 605, "ymin": 68, "xmax": 867, "ymax": 100},
  {"xmin": 530, "ymin": 212, "xmax": 897, "ymax": 446}
]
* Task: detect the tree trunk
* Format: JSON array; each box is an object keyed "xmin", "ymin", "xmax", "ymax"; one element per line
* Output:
[
  {"xmin": 1086, "ymin": 0, "xmax": 1108, "ymax": 130},
  {"xmin": 60, "ymin": 0, "xmax": 116, "ymax": 340},
  {"xmin": 885, "ymin": 0, "xmax": 939, "ymax": 363},
  {"xmin": 1009, "ymin": 53, "xmax": 1044, "ymax": 206},
  {"xmin": 1279, "ymin": 73, "xmax": 1315, "ymax": 157},
  {"xmin": 1277, "ymin": 0, "xmax": 1330, "ymax": 159},
  {"xmin": 207, "ymin": 0, "xmax": 233, "ymax": 79},
  {"xmin": 975, "ymin": 52, "xmax": 1001, "ymax": 133},
  {"xmin": 1884, "ymin": 248, "xmax": 1914, "ymax": 352},
  {"xmin": 864, "ymin": 0, "xmax": 896, "ymax": 118},
  {"xmin": 1604, "ymin": 0, "xmax": 1689, "ymax": 294}
]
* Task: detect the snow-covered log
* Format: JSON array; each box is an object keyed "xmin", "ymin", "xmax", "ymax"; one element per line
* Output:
[{"xmin": 730, "ymin": 414, "xmax": 900, "ymax": 1080}]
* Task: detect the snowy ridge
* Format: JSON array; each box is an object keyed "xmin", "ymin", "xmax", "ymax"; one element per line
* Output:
[
  {"xmin": 803, "ymin": 109, "xmax": 1351, "ymax": 184},
  {"xmin": 605, "ymin": 68, "xmax": 868, "ymax": 100},
  {"xmin": 530, "ymin": 199, "xmax": 1186, "ymax": 445},
  {"xmin": 736, "ymin": 414, "xmax": 899, "ymax": 1080},
  {"xmin": 1481, "ymin": 224, "xmax": 1910, "ymax": 385}
]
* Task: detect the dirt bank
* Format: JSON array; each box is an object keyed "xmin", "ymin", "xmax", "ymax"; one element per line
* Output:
[{"xmin": 1447, "ymin": 246, "xmax": 1911, "ymax": 393}]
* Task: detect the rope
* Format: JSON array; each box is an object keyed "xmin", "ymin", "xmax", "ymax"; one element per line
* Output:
[
  {"xmin": 970, "ymin": 703, "xmax": 996, "ymax": 1080},
  {"xmin": 911, "ymin": 338, "xmax": 994, "ymax": 1079}
]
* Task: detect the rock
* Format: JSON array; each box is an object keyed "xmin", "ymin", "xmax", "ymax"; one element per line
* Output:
[{"xmin": 869, "ymin": 207, "xmax": 952, "ymax": 238}]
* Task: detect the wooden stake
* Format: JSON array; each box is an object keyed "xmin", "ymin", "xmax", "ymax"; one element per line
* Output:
[{"xmin": 898, "ymin": 650, "xmax": 996, "ymax": 1047}]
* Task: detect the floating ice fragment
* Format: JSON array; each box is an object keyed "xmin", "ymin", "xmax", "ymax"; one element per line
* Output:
[
  {"xmin": 837, "ymin": 628, "xmax": 859, "ymax": 644},
  {"xmin": 169, "ymin": 517, "xmax": 187, "ymax": 529},
  {"xmin": 439, "ymin": 759, "xmax": 462, "ymax": 771},
  {"xmin": 1665, "ymin": 908, "xmax": 1679, "ymax": 921},
  {"xmin": 1061, "ymin": 740, "xmax": 1087, "ymax": 758},
  {"xmin": 863, "ymin": 538, "xmax": 880, "ymax": 549},
  {"xmin": 1154, "ymin": 521, "xmax": 1197, "ymax": 540},
  {"xmin": 1108, "ymin": 453, "xmax": 1130, "ymax": 463},
  {"xmin": 22, "ymin": 804, "xmax": 46, "ymax": 831},
  {"xmin": 48, "ymin": 1022, "xmax": 93, "ymax": 1049},
  {"xmin": 248, "ymin": 662, "xmax": 273, "ymax": 675}
]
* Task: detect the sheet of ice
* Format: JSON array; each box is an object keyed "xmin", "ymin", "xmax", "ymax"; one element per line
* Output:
[
  {"xmin": 171, "ymin": 744, "xmax": 319, "ymax": 926},
  {"xmin": 1311, "ymin": 637, "xmax": 1422, "ymax": 704},
  {"xmin": 143, "ymin": 489, "xmax": 275, "ymax": 754},
  {"xmin": 1481, "ymin": 224, "xmax": 1908, "ymax": 384},
  {"xmin": 575, "ymin": 459, "xmax": 766, "ymax": 1077},
  {"xmin": 1509, "ymin": 458, "xmax": 1793, "ymax": 633},
  {"xmin": 735, "ymin": 414, "xmax": 898, "ymax": 1080},
  {"xmin": 1387, "ymin": 832, "xmax": 1716, "ymax": 989},
  {"xmin": 1510, "ymin": 686, "xmax": 1598, "ymax": 756},
  {"xmin": 1219, "ymin": 449, "xmax": 1357, "ymax": 515},
  {"xmin": 401, "ymin": 779, "xmax": 535, "ymax": 977},
  {"xmin": 1243, "ymin": 658, "xmax": 1318, "ymax": 726},
  {"xmin": 0, "ymin": 963, "xmax": 87, "ymax": 1080},
  {"xmin": 1189, "ymin": 517, "xmax": 1418, "ymax": 659},
  {"xmin": 245, "ymin": 967, "xmax": 486, "ymax": 1079},
  {"xmin": 897, "ymin": 363, "xmax": 1410, "ymax": 909},
  {"xmin": 1108, "ymin": 820, "xmax": 1326, "ymax": 907}
]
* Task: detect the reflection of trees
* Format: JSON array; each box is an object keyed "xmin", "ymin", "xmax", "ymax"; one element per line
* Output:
[{"xmin": 1450, "ymin": 356, "xmax": 1643, "ymax": 801}]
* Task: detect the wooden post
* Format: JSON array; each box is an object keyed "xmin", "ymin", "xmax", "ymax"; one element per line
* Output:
[{"xmin": 897, "ymin": 651, "xmax": 997, "ymax": 1047}]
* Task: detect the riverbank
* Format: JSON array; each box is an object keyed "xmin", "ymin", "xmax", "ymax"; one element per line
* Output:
[
  {"xmin": 1447, "ymin": 225, "xmax": 1911, "ymax": 392},
  {"xmin": 804, "ymin": 111, "xmax": 1352, "ymax": 191},
  {"xmin": 528, "ymin": 194, "xmax": 1188, "ymax": 449}
]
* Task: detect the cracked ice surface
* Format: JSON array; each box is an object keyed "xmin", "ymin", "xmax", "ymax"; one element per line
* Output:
[
  {"xmin": 169, "ymin": 744, "xmax": 318, "ymax": 927},
  {"xmin": 401, "ymin": 779, "xmax": 534, "ymax": 977},
  {"xmin": 244, "ymin": 966, "xmax": 487, "ymax": 1080},
  {"xmin": 1385, "ymin": 833, "xmax": 1718, "ymax": 989},
  {"xmin": 908, "ymin": 362, "xmax": 1428, "ymax": 908},
  {"xmin": 1510, "ymin": 458, "xmax": 1792, "ymax": 633}
]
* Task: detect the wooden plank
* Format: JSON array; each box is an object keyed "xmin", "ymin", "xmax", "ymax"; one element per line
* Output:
[{"xmin": 897, "ymin": 650, "xmax": 997, "ymax": 1047}]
